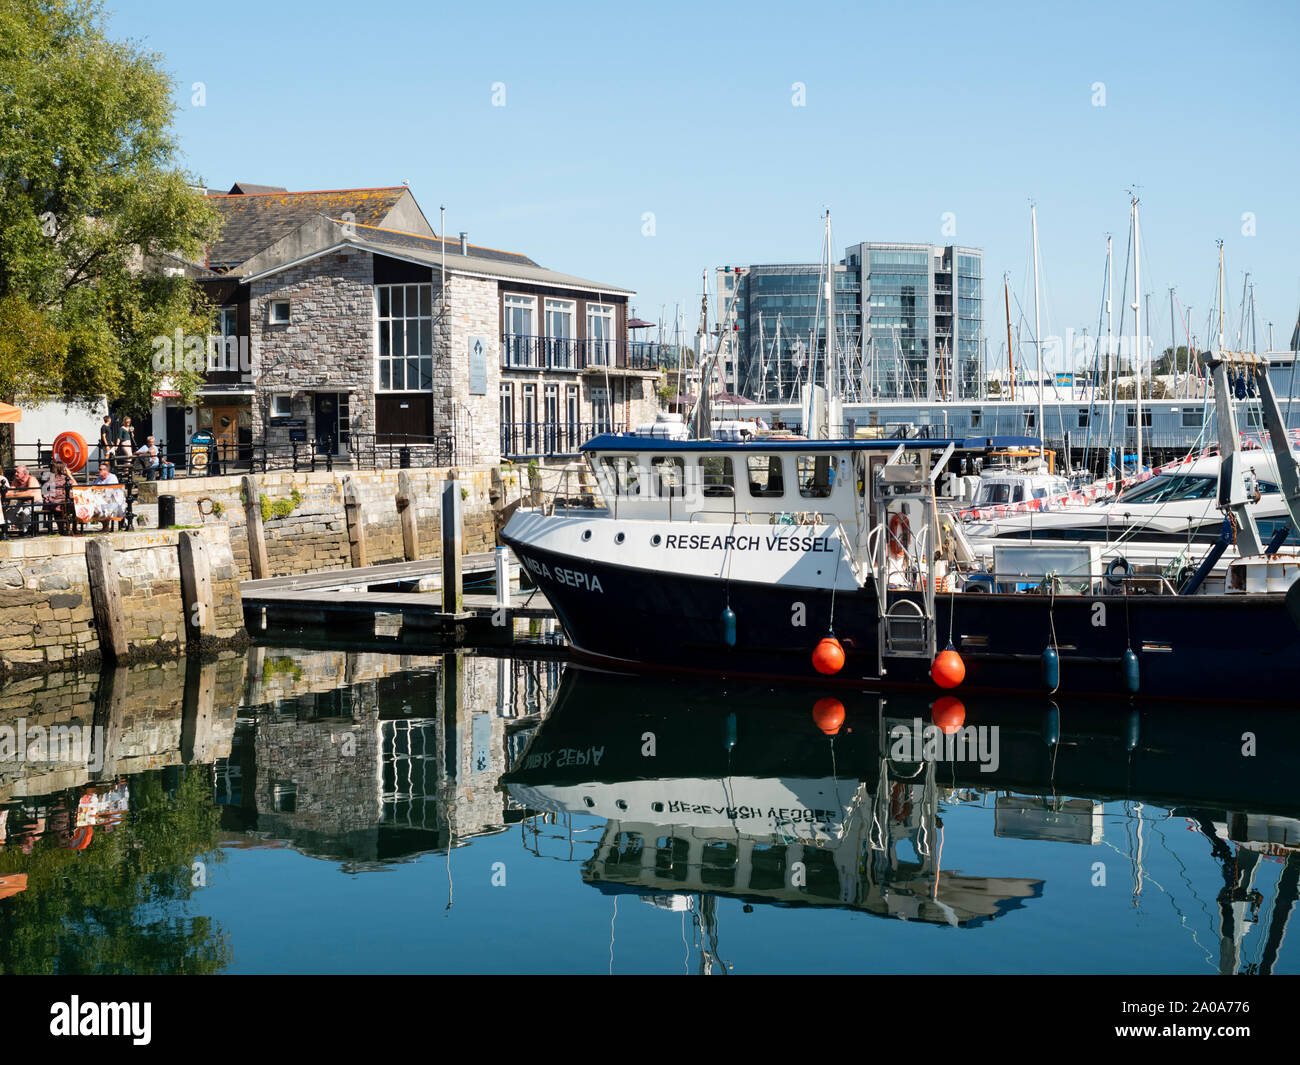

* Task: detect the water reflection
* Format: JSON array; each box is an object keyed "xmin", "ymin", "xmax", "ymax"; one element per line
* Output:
[
  {"xmin": 1, "ymin": 649, "xmax": 1296, "ymax": 973},
  {"xmin": 503, "ymin": 672, "xmax": 1300, "ymax": 973}
]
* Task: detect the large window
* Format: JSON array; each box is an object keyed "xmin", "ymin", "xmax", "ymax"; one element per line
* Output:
[
  {"xmin": 377, "ymin": 283, "xmax": 432, "ymax": 390},
  {"xmin": 545, "ymin": 299, "xmax": 576, "ymax": 369},
  {"xmin": 797, "ymin": 454, "xmax": 834, "ymax": 498},
  {"xmin": 699, "ymin": 456, "xmax": 735, "ymax": 498},
  {"xmin": 503, "ymin": 294, "xmax": 537, "ymax": 368},
  {"xmin": 591, "ymin": 386, "xmax": 611, "ymax": 431},
  {"xmin": 587, "ymin": 303, "xmax": 615, "ymax": 366}
]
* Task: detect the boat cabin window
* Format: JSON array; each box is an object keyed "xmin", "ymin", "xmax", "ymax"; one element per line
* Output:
[
  {"xmin": 797, "ymin": 454, "xmax": 835, "ymax": 498},
  {"xmin": 1119, "ymin": 474, "xmax": 1216, "ymax": 504},
  {"xmin": 975, "ymin": 482, "xmax": 1011, "ymax": 505},
  {"xmin": 599, "ymin": 456, "xmax": 643, "ymax": 496},
  {"xmin": 650, "ymin": 456, "xmax": 684, "ymax": 497},
  {"xmin": 1012, "ymin": 485, "xmax": 1024, "ymax": 503},
  {"xmin": 746, "ymin": 454, "xmax": 785, "ymax": 498},
  {"xmin": 699, "ymin": 456, "xmax": 735, "ymax": 498}
]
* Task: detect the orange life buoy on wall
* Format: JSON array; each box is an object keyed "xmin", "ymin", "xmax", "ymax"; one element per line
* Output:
[
  {"xmin": 888, "ymin": 512, "xmax": 911, "ymax": 558},
  {"xmin": 52, "ymin": 430, "xmax": 88, "ymax": 472}
]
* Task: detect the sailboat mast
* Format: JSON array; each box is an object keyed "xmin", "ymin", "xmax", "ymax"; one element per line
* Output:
[
  {"xmin": 1031, "ymin": 204, "xmax": 1045, "ymax": 449},
  {"xmin": 1132, "ymin": 194, "xmax": 1143, "ymax": 473},
  {"xmin": 1004, "ymin": 273, "xmax": 1015, "ymax": 401}
]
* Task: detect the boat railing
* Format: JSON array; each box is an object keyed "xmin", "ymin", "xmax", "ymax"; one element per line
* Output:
[{"xmin": 543, "ymin": 462, "xmax": 602, "ymax": 517}]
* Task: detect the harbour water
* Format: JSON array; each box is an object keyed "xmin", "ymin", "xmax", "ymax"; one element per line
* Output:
[{"xmin": 1, "ymin": 646, "xmax": 1295, "ymax": 975}]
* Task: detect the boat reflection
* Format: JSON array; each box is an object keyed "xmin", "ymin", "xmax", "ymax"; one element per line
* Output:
[{"xmin": 504, "ymin": 668, "xmax": 1300, "ymax": 970}]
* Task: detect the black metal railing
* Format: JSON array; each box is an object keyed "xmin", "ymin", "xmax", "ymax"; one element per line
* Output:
[
  {"xmin": 346, "ymin": 431, "xmax": 456, "ymax": 470},
  {"xmin": 501, "ymin": 335, "xmax": 669, "ymax": 372},
  {"xmin": 500, "ymin": 421, "xmax": 622, "ymax": 459}
]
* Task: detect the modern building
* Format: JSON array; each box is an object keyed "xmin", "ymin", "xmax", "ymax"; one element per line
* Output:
[
  {"xmin": 716, "ymin": 242, "xmax": 983, "ymax": 404},
  {"xmin": 155, "ymin": 183, "xmax": 664, "ymax": 468}
]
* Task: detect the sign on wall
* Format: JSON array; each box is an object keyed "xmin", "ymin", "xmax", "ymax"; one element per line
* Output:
[{"xmin": 469, "ymin": 335, "xmax": 488, "ymax": 395}]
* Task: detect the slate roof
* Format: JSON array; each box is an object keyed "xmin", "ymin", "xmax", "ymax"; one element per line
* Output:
[
  {"xmin": 205, "ymin": 187, "xmax": 411, "ymax": 270},
  {"xmin": 343, "ymin": 222, "xmax": 539, "ymax": 267}
]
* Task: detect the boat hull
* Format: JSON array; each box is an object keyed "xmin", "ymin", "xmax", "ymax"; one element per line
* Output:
[{"xmin": 502, "ymin": 528, "xmax": 1300, "ymax": 703}]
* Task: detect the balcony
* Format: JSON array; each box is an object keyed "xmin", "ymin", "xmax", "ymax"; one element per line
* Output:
[
  {"xmin": 500, "ymin": 420, "xmax": 626, "ymax": 460},
  {"xmin": 501, "ymin": 335, "xmax": 668, "ymax": 373}
]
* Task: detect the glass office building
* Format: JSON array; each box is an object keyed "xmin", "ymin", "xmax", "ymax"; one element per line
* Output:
[{"xmin": 717, "ymin": 243, "xmax": 982, "ymax": 402}]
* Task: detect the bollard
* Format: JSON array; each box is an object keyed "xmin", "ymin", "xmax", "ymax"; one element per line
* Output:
[
  {"xmin": 441, "ymin": 472, "xmax": 463, "ymax": 614},
  {"xmin": 158, "ymin": 494, "xmax": 176, "ymax": 529},
  {"xmin": 494, "ymin": 545, "xmax": 509, "ymax": 608}
]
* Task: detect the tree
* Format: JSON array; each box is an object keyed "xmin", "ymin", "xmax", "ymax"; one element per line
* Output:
[{"xmin": 0, "ymin": 0, "xmax": 220, "ymax": 410}]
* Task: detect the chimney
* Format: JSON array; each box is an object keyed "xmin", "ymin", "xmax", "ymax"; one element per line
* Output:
[{"xmin": 459, "ymin": 232, "xmax": 468, "ymax": 255}]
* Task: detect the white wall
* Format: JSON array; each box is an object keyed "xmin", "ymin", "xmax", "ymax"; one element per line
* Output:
[{"xmin": 13, "ymin": 397, "xmax": 109, "ymax": 451}]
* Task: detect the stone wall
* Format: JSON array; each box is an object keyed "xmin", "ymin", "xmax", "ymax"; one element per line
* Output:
[
  {"xmin": 438, "ymin": 273, "xmax": 501, "ymax": 467},
  {"xmin": 249, "ymin": 249, "xmax": 376, "ymax": 442},
  {"xmin": 0, "ymin": 527, "xmax": 246, "ymax": 677},
  {"xmin": 139, "ymin": 464, "xmax": 506, "ymax": 581}
]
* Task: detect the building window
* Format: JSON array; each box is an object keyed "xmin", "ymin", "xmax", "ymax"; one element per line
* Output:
[
  {"xmin": 271, "ymin": 394, "xmax": 293, "ymax": 419},
  {"xmin": 268, "ymin": 299, "xmax": 291, "ymax": 325},
  {"xmin": 1181, "ymin": 408, "xmax": 1202, "ymax": 428},
  {"xmin": 1125, "ymin": 408, "xmax": 1153, "ymax": 428},
  {"xmin": 209, "ymin": 306, "xmax": 239, "ymax": 371},
  {"xmin": 522, "ymin": 383, "xmax": 537, "ymax": 453},
  {"xmin": 502, "ymin": 294, "xmax": 538, "ymax": 369},
  {"xmin": 376, "ymin": 283, "xmax": 433, "ymax": 391},
  {"xmin": 591, "ymin": 386, "xmax": 611, "ymax": 431},
  {"xmin": 545, "ymin": 299, "xmax": 576, "ymax": 369},
  {"xmin": 566, "ymin": 385, "xmax": 580, "ymax": 441},
  {"xmin": 586, "ymin": 303, "xmax": 615, "ymax": 366},
  {"xmin": 1078, "ymin": 408, "xmax": 1090, "ymax": 428},
  {"xmin": 544, "ymin": 383, "xmax": 559, "ymax": 453},
  {"xmin": 969, "ymin": 409, "xmax": 981, "ymax": 428}
]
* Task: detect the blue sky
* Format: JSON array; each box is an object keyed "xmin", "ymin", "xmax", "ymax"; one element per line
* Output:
[{"xmin": 108, "ymin": 0, "xmax": 1300, "ymax": 367}]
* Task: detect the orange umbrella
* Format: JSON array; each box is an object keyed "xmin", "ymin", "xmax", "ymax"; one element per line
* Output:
[{"xmin": 0, "ymin": 403, "xmax": 21, "ymax": 423}]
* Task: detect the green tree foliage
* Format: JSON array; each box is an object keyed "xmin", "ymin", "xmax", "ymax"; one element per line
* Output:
[
  {"xmin": 0, "ymin": 769, "xmax": 230, "ymax": 974},
  {"xmin": 0, "ymin": 0, "xmax": 220, "ymax": 408}
]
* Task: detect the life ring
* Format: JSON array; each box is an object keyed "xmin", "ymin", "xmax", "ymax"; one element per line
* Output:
[
  {"xmin": 52, "ymin": 431, "xmax": 88, "ymax": 472},
  {"xmin": 1105, "ymin": 555, "xmax": 1131, "ymax": 587},
  {"xmin": 887, "ymin": 512, "xmax": 911, "ymax": 558}
]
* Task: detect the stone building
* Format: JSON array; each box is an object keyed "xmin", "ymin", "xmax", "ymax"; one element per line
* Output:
[{"xmin": 152, "ymin": 183, "xmax": 664, "ymax": 468}]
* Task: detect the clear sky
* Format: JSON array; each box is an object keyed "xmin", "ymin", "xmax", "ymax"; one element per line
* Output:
[{"xmin": 107, "ymin": 0, "xmax": 1300, "ymax": 368}]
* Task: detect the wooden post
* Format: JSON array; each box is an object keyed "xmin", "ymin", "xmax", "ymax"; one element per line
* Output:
[
  {"xmin": 91, "ymin": 665, "xmax": 128, "ymax": 781},
  {"xmin": 397, "ymin": 470, "xmax": 419, "ymax": 561},
  {"xmin": 178, "ymin": 530, "xmax": 213, "ymax": 649},
  {"xmin": 343, "ymin": 476, "xmax": 368, "ymax": 568},
  {"xmin": 85, "ymin": 539, "xmax": 129, "ymax": 663},
  {"xmin": 442, "ymin": 471, "xmax": 463, "ymax": 614},
  {"xmin": 528, "ymin": 464, "xmax": 543, "ymax": 506},
  {"xmin": 180, "ymin": 657, "xmax": 217, "ymax": 764},
  {"xmin": 241, "ymin": 474, "xmax": 269, "ymax": 579}
]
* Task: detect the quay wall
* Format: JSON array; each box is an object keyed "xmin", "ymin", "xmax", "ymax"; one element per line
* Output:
[
  {"xmin": 0, "ymin": 527, "xmax": 246, "ymax": 678},
  {"xmin": 138, "ymin": 464, "xmax": 518, "ymax": 580}
]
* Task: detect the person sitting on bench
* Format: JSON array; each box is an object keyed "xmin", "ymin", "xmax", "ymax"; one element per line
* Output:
[{"xmin": 143, "ymin": 436, "xmax": 175, "ymax": 480}]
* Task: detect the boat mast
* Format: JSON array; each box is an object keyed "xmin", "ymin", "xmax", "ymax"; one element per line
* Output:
[
  {"xmin": 1031, "ymin": 203, "xmax": 1045, "ymax": 453},
  {"xmin": 1169, "ymin": 287, "xmax": 1177, "ymax": 396},
  {"xmin": 1105, "ymin": 235, "xmax": 1115, "ymax": 465},
  {"xmin": 1131, "ymin": 193, "xmax": 1143, "ymax": 473},
  {"xmin": 1004, "ymin": 273, "xmax": 1015, "ymax": 401}
]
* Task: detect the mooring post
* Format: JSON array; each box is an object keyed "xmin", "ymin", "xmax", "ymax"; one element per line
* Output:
[
  {"xmin": 442, "ymin": 471, "xmax": 463, "ymax": 614},
  {"xmin": 85, "ymin": 538, "xmax": 129, "ymax": 663},
  {"xmin": 180, "ymin": 657, "xmax": 217, "ymax": 764},
  {"xmin": 397, "ymin": 470, "xmax": 419, "ymax": 561},
  {"xmin": 91, "ymin": 665, "xmax": 128, "ymax": 781},
  {"xmin": 343, "ymin": 475, "xmax": 368, "ymax": 568},
  {"xmin": 241, "ymin": 474, "xmax": 269, "ymax": 579},
  {"xmin": 494, "ymin": 545, "xmax": 509, "ymax": 608},
  {"xmin": 178, "ymin": 530, "xmax": 213, "ymax": 650}
]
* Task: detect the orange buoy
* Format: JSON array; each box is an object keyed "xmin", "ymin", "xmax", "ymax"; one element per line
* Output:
[
  {"xmin": 932, "ymin": 696, "xmax": 966, "ymax": 735},
  {"xmin": 812, "ymin": 697, "xmax": 846, "ymax": 736},
  {"xmin": 931, "ymin": 646, "xmax": 966, "ymax": 689},
  {"xmin": 52, "ymin": 430, "xmax": 88, "ymax": 472},
  {"xmin": 812, "ymin": 635, "xmax": 845, "ymax": 675}
]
